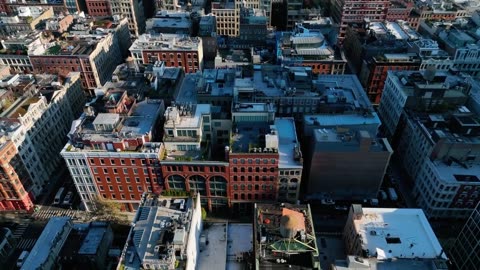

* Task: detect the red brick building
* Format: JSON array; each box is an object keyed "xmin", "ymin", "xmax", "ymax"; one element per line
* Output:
[
  {"xmin": 161, "ymin": 162, "xmax": 230, "ymax": 212},
  {"xmin": 61, "ymin": 89, "xmax": 166, "ymax": 211},
  {"xmin": 0, "ymin": 137, "xmax": 34, "ymax": 212},
  {"xmin": 360, "ymin": 53, "xmax": 420, "ymax": 104},
  {"xmin": 130, "ymin": 34, "xmax": 203, "ymax": 73},
  {"xmin": 386, "ymin": 0, "xmax": 414, "ymax": 21},
  {"xmin": 85, "ymin": 0, "xmax": 112, "ymax": 17}
]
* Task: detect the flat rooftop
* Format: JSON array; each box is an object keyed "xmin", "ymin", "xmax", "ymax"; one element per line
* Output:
[
  {"xmin": 231, "ymin": 122, "xmax": 272, "ymax": 153},
  {"xmin": 313, "ymin": 128, "xmax": 392, "ymax": 153},
  {"xmin": 122, "ymin": 196, "xmax": 195, "ymax": 269},
  {"xmin": 304, "ymin": 113, "xmax": 381, "ymax": 128},
  {"xmin": 130, "ymin": 34, "xmax": 201, "ymax": 51},
  {"xmin": 22, "ymin": 217, "xmax": 72, "ymax": 270},
  {"xmin": 197, "ymin": 223, "xmax": 253, "ymax": 270},
  {"xmin": 73, "ymin": 100, "xmax": 162, "ymax": 144},
  {"xmin": 164, "ymin": 104, "xmax": 211, "ymax": 129},
  {"xmin": 353, "ymin": 208, "xmax": 447, "ymax": 260},
  {"xmin": 274, "ymin": 118, "xmax": 302, "ymax": 169}
]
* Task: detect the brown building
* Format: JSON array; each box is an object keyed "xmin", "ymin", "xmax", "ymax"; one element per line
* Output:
[
  {"xmin": 360, "ymin": 53, "xmax": 421, "ymax": 104},
  {"xmin": 307, "ymin": 129, "xmax": 393, "ymax": 201},
  {"xmin": 130, "ymin": 34, "xmax": 203, "ymax": 73},
  {"xmin": 386, "ymin": 0, "xmax": 414, "ymax": 21},
  {"xmin": 85, "ymin": 0, "xmax": 112, "ymax": 17},
  {"xmin": 62, "ymin": 89, "xmax": 165, "ymax": 211},
  {"xmin": 29, "ymin": 18, "xmax": 129, "ymax": 94},
  {"xmin": 0, "ymin": 136, "xmax": 34, "ymax": 212},
  {"xmin": 332, "ymin": 0, "xmax": 390, "ymax": 43}
]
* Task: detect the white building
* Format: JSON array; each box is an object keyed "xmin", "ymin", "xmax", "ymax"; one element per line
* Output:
[
  {"xmin": 337, "ymin": 205, "xmax": 449, "ymax": 269},
  {"xmin": 274, "ymin": 118, "xmax": 302, "ymax": 202},
  {"xmin": 118, "ymin": 194, "xmax": 202, "ymax": 270},
  {"xmin": 163, "ymin": 104, "xmax": 212, "ymax": 160},
  {"xmin": 0, "ymin": 73, "xmax": 85, "ymax": 197}
]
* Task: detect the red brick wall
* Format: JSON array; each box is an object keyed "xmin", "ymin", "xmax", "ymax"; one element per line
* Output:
[
  {"xmin": 86, "ymin": 0, "xmax": 112, "ymax": 17},
  {"xmin": 141, "ymin": 50, "xmax": 200, "ymax": 73}
]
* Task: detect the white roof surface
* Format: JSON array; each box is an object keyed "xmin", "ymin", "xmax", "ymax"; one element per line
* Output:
[
  {"xmin": 354, "ymin": 208, "xmax": 447, "ymax": 260},
  {"xmin": 197, "ymin": 223, "xmax": 253, "ymax": 270},
  {"xmin": 275, "ymin": 118, "xmax": 302, "ymax": 169}
]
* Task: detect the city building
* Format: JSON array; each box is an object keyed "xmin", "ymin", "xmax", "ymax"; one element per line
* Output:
[
  {"xmin": 277, "ymin": 23, "xmax": 346, "ymax": 75},
  {"xmin": 238, "ymin": 7, "xmax": 268, "ymax": 48},
  {"xmin": 303, "ymin": 113, "xmax": 381, "ymax": 139},
  {"xmin": 0, "ymin": 31, "xmax": 46, "ymax": 74},
  {"xmin": 378, "ymin": 70, "xmax": 480, "ymax": 218},
  {"xmin": 2, "ymin": 0, "xmax": 67, "ymax": 15},
  {"xmin": 0, "ymin": 7, "xmax": 54, "ymax": 34},
  {"xmin": 307, "ymin": 129, "xmax": 392, "ymax": 200},
  {"xmin": 0, "ymin": 227, "xmax": 15, "ymax": 263},
  {"xmin": 359, "ymin": 53, "xmax": 421, "ymax": 104},
  {"xmin": 85, "ymin": 0, "xmax": 111, "ymax": 17},
  {"xmin": 331, "ymin": 0, "xmax": 390, "ymax": 42},
  {"xmin": 198, "ymin": 15, "xmax": 217, "ymax": 68},
  {"xmin": 0, "ymin": 136, "xmax": 34, "ymax": 211},
  {"xmin": 21, "ymin": 217, "xmax": 74, "ymax": 270},
  {"xmin": 146, "ymin": 11, "xmax": 192, "ymax": 35},
  {"xmin": 29, "ymin": 17, "xmax": 129, "ymax": 94},
  {"xmin": 227, "ymin": 102, "xmax": 279, "ymax": 214},
  {"xmin": 45, "ymin": 14, "xmax": 75, "ymax": 34},
  {"xmin": 211, "ymin": 0, "xmax": 239, "ymax": 36},
  {"xmin": 253, "ymin": 203, "xmax": 320, "ymax": 269},
  {"xmin": 0, "ymin": 73, "xmax": 85, "ymax": 198},
  {"xmin": 449, "ymin": 202, "xmax": 480, "ymax": 270},
  {"xmin": 275, "ymin": 118, "xmax": 302, "ymax": 203},
  {"xmin": 336, "ymin": 205, "xmax": 449, "ymax": 269},
  {"xmin": 130, "ymin": 34, "xmax": 203, "ymax": 73},
  {"xmin": 386, "ymin": 0, "xmax": 414, "ymax": 21},
  {"xmin": 161, "ymin": 103, "xmax": 231, "ymax": 212},
  {"xmin": 407, "ymin": 39, "xmax": 453, "ymax": 72},
  {"xmin": 61, "ymin": 89, "xmax": 165, "ymax": 211},
  {"xmin": 58, "ymin": 221, "xmax": 113, "ymax": 270},
  {"xmin": 110, "ymin": 0, "xmax": 146, "ymax": 36},
  {"xmin": 118, "ymin": 194, "xmax": 202, "ymax": 270}
]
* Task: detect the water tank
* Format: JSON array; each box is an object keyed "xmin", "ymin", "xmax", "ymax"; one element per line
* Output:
[{"xmin": 280, "ymin": 214, "xmax": 302, "ymax": 239}]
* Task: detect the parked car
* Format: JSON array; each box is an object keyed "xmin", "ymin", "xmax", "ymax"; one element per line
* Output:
[
  {"xmin": 379, "ymin": 190, "xmax": 388, "ymax": 200},
  {"xmin": 321, "ymin": 199, "xmax": 335, "ymax": 205},
  {"xmin": 17, "ymin": 250, "xmax": 29, "ymax": 268},
  {"xmin": 62, "ymin": 191, "xmax": 73, "ymax": 206}
]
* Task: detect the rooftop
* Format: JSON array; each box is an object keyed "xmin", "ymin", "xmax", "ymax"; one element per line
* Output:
[
  {"xmin": 254, "ymin": 203, "xmax": 319, "ymax": 270},
  {"xmin": 303, "ymin": 113, "xmax": 381, "ymax": 129},
  {"xmin": 21, "ymin": 217, "xmax": 72, "ymax": 270},
  {"xmin": 121, "ymin": 195, "xmax": 200, "ymax": 270},
  {"xmin": 274, "ymin": 118, "xmax": 302, "ymax": 169},
  {"xmin": 67, "ymin": 93, "xmax": 164, "ymax": 152},
  {"xmin": 164, "ymin": 103, "xmax": 211, "ymax": 129},
  {"xmin": 313, "ymin": 128, "xmax": 393, "ymax": 153},
  {"xmin": 351, "ymin": 207, "xmax": 447, "ymax": 260},
  {"xmin": 130, "ymin": 34, "xmax": 201, "ymax": 51},
  {"xmin": 197, "ymin": 68, "xmax": 235, "ymax": 97}
]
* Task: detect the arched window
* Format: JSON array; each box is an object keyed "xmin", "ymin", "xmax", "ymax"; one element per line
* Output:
[
  {"xmin": 209, "ymin": 176, "xmax": 227, "ymax": 197},
  {"xmin": 189, "ymin": 175, "xmax": 206, "ymax": 195},
  {"xmin": 167, "ymin": 175, "xmax": 186, "ymax": 190}
]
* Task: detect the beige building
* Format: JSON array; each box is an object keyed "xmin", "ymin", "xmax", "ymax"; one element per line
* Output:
[
  {"xmin": 212, "ymin": 0, "xmax": 259, "ymax": 36},
  {"xmin": 110, "ymin": 0, "xmax": 146, "ymax": 36},
  {"xmin": 0, "ymin": 73, "xmax": 85, "ymax": 197}
]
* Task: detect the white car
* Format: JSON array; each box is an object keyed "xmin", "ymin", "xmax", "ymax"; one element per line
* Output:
[{"xmin": 321, "ymin": 199, "xmax": 335, "ymax": 205}]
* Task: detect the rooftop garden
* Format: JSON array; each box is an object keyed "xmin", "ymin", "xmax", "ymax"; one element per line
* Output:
[{"xmin": 45, "ymin": 44, "xmax": 61, "ymax": 55}]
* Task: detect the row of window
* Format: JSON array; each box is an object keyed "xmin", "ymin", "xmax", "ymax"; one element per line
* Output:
[
  {"xmin": 233, "ymin": 167, "xmax": 276, "ymax": 173},
  {"xmin": 232, "ymin": 158, "xmax": 276, "ymax": 164},
  {"xmin": 232, "ymin": 175, "xmax": 276, "ymax": 181},
  {"xmin": 233, "ymin": 193, "xmax": 274, "ymax": 200},
  {"xmin": 166, "ymin": 165, "xmax": 226, "ymax": 172}
]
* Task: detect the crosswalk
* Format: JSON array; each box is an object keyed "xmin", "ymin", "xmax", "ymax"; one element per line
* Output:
[
  {"xmin": 12, "ymin": 223, "xmax": 29, "ymax": 239},
  {"xmin": 32, "ymin": 208, "xmax": 82, "ymax": 220},
  {"xmin": 16, "ymin": 238, "xmax": 37, "ymax": 250}
]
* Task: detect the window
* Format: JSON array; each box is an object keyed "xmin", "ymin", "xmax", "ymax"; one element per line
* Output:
[
  {"xmin": 116, "ymin": 177, "xmax": 121, "ymax": 183},
  {"xmin": 138, "ymin": 186, "xmax": 143, "ymax": 191},
  {"xmin": 89, "ymin": 158, "xmax": 95, "ymax": 164},
  {"xmin": 135, "ymin": 177, "xmax": 140, "ymax": 183},
  {"xmin": 113, "ymin": 168, "xmax": 118, "ymax": 174},
  {"xmin": 109, "ymin": 186, "xmax": 114, "ymax": 191},
  {"xmin": 121, "ymin": 159, "xmax": 125, "ymax": 165},
  {"xmin": 126, "ymin": 177, "xmax": 131, "ymax": 183},
  {"xmin": 106, "ymin": 177, "xmax": 111, "ymax": 183},
  {"xmin": 103, "ymin": 168, "xmax": 108, "ymax": 174},
  {"xmin": 111, "ymin": 159, "xmax": 116, "ymax": 165},
  {"xmin": 128, "ymin": 186, "xmax": 133, "ymax": 191},
  {"xmin": 123, "ymin": 168, "xmax": 128, "ymax": 174},
  {"xmin": 119, "ymin": 186, "xmax": 123, "ymax": 191},
  {"xmin": 93, "ymin": 168, "xmax": 98, "ymax": 174},
  {"xmin": 100, "ymin": 159, "xmax": 105, "ymax": 165}
]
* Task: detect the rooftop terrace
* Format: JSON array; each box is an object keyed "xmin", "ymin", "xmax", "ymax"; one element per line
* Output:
[{"xmin": 130, "ymin": 34, "xmax": 201, "ymax": 51}]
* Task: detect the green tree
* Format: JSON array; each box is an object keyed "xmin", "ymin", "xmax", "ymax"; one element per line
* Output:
[{"xmin": 91, "ymin": 196, "xmax": 122, "ymax": 220}]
